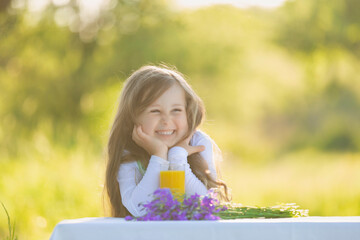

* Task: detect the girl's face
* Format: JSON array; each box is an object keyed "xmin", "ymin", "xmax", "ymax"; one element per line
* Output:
[{"xmin": 137, "ymin": 83, "xmax": 189, "ymax": 148}]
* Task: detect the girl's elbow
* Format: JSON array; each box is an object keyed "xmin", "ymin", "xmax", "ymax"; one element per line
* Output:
[{"xmin": 123, "ymin": 199, "xmax": 144, "ymax": 217}]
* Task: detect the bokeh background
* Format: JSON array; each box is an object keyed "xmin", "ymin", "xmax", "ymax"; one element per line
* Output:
[{"xmin": 1, "ymin": 0, "xmax": 360, "ymax": 239}]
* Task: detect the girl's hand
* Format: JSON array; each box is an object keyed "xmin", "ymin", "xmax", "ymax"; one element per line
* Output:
[
  {"xmin": 175, "ymin": 131, "xmax": 205, "ymax": 156},
  {"xmin": 132, "ymin": 125, "xmax": 168, "ymax": 160}
]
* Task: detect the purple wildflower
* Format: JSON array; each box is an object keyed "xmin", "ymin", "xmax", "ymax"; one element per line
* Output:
[
  {"xmin": 124, "ymin": 215, "xmax": 133, "ymax": 221},
  {"xmin": 161, "ymin": 210, "xmax": 171, "ymax": 220},
  {"xmin": 193, "ymin": 212, "xmax": 203, "ymax": 220},
  {"xmin": 174, "ymin": 211, "xmax": 188, "ymax": 220},
  {"xmin": 129, "ymin": 188, "xmax": 226, "ymax": 221},
  {"xmin": 204, "ymin": 213, "xmax": 220, "ymax": 220}
]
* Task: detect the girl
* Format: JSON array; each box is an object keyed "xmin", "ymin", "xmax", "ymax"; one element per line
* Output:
[{"xmin": 104, "ymin": 65, "xmax": 229, "ymax": 217}]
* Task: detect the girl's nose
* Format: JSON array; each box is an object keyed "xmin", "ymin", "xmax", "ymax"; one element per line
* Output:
[{"xmin": 160, "ymin": 114, "xmax": 170, "ymax": 125}]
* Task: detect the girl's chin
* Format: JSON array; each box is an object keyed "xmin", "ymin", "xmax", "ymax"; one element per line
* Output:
[
  {"xmin": 163, "ymin": 141, "xmax": 176, "ymax": 148},
  {"xmin": 155, "ymin": 134, "xmax": 186, "ymax": 148},
  {"xmin": 157, "ymin": 139, "xmax": 177, "ymax": 148}
]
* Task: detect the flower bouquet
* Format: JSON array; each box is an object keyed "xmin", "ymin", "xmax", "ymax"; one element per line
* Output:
[
  {"xmin": 125, "ymin": 188, "xmax": 309, "ymax": 221},
  {"xmin": 125, "ymin": 188, "xmax": 225, "ymax": 221}
]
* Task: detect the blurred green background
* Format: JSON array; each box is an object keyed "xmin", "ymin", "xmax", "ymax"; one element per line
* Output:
[{"xmin": 1, "ymin": 0, "xmax": 360, "ymax": 239}]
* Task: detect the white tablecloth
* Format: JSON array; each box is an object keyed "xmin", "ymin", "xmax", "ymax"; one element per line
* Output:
[{"xmin": 49, "ymin": 217, "xmax": 360, "ymax": 240}]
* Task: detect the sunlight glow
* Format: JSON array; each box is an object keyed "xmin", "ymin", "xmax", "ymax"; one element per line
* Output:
[{"xmin": 174, "ymin": 0, "xmax": 288, "ymax": 9}]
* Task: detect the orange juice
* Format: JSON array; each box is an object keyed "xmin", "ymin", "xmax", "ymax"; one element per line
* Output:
[{"xmin": 160, "ymin": 170, "xmax": 185, "ymax": 197}]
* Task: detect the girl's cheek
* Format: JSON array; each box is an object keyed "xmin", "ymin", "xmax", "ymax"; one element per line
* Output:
[
  {"xmin": 181, "ymin": 114, "xmax": 188, "ymax": 125},
  {"xmin": 178, "ymin": 117, "xmax": 189, "ymax": 130},
  {"xmin": 146, "ymin": 117, "xmax": 161, "ymax": 133}
]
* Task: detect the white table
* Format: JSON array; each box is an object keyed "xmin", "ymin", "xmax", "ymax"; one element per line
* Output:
[{"xmin": 49, "ymin": 217, "xmax": 360, "ymax": 240}]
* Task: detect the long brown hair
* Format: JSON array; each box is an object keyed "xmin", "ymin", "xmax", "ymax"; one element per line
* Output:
[{"xmin": 104, "ymin": 65, "xmax": 229, "ymax": 217}]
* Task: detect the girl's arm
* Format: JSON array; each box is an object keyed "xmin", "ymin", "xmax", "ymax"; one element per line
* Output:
[
  {"xmin": 117, "ymin": 156, "xmax": 168, "ymax": 217},
  {"xmin": 192, "ymin": 131, "xmax": 218, "ymax": 180},
  {"xmin": 168, "ymin": 130, "xmax": 217, "ymax": 196}
]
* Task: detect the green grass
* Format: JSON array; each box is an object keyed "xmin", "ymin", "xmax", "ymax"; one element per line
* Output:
[
  {"xmin": 222, "ymin": 150, "xmax": 360, "ymax": 216},
  {"xmin": 0, "ymin": 147, "xmax": 104, "ymax": 240},
  {"xmin": 1, "ymin": 202, "xmax": 18, "ymax": 240}
]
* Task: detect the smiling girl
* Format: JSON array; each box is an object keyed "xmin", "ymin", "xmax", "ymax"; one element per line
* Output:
[{"xmin": 104, "ymin": 65, "xmax": 229, "ymax": 217}]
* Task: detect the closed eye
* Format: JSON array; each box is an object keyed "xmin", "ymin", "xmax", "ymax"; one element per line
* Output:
[
  {"xmin": 173, "ymin": 108, "xmax": 183, "ymax": 112},
  {"xmin": 150, "ymin": 109, "xmax": 160, "ymax": 113}
]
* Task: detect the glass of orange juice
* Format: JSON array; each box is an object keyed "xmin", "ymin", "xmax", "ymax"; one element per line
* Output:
[{"xmin": 160, "ymin": 163, "xmax": 185, "ymax": 199}]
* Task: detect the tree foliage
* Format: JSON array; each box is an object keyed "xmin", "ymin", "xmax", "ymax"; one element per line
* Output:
[{"xmin": 0, "ymin": 0, "xmax": 359, "ymax": 158}]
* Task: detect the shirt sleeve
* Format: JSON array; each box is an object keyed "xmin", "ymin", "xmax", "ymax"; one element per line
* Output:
[
  {"xmin": 168, "ymin": 130, "xmax": 218, "ymax": 197},
  {"xmin": 117, "ymin": 155, "xmax": 169, "ymax": 217},
  {"xmin": 168, "ymin": 147, "xmax": 208, "ymax": 196},
  {"xmin": 192, "ymin": 131, "xmax": 218, "ymax": 180}
]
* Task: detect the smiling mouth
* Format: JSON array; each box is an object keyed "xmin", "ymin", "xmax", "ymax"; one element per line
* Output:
[{"xmin": 155, "ymin": 130, "xmax": 175, "ymax": 136}]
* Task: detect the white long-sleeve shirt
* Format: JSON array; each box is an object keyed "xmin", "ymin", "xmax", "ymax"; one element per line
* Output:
[{"xmin": 117, "ymin": 130, "xmax": 218, "ymax": 217}]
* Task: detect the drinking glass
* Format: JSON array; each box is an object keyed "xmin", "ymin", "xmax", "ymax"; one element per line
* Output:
[{"xmin": 160, "ymin": 163, "xmax": 185, "ymax": 199}]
